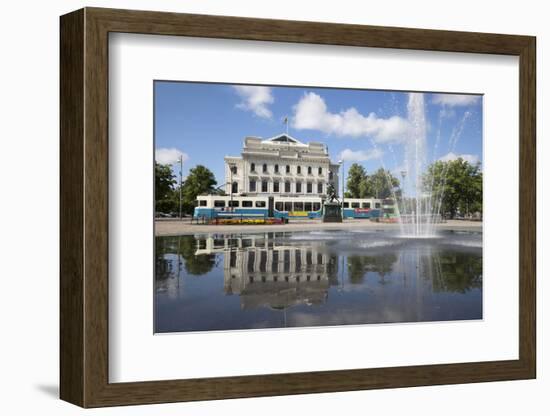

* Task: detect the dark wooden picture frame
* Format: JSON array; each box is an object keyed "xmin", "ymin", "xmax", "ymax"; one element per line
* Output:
[{"xmin": 60, "ymin": 7, "xmax": 536, "ymax": 408}]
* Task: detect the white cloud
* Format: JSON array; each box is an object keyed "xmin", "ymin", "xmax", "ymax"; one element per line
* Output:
[
  {"xmin": 432, "ymin": 94, "xmax": 480, "ymax": 107},
  {"xmin": 439, "ymin": 152, "xmax": 480, "ymax": 165},
  {"xmin": 292, "ymin": 92, "xmax": 409, "ymax": 142},
  {"xmin": 338, "ymin": 148, "xmax": 383, "ymax": 162},
  {"xmin": 232, "ymin": 85, "xmax": 274, "ymax": 118},
  {"xmin": 155, "ymin": 148, "xmax": 189, "ymax": 165}
]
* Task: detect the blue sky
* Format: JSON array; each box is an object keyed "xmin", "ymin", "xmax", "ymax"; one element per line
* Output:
[{"xmin": 154, "ymin": 81, "xmax": 482, "ymax": 189}]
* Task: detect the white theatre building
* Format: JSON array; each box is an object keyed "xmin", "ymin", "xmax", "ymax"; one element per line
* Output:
[{"xmin": 224, "ymin": 134, "xmax": 340, "ymax": 198}]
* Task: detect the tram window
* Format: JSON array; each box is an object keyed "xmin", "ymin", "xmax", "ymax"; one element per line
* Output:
[
  {"xmin": 384, "ymin": 208, "xmax": 395, "ymax": 214},
  {"xmin": 294, "ymin": 201, "xmax": 304, "ymax": 211},
  {"xmin": 351, "ymin": 202, "xmax": 360, "ymax": 208},
  {"xmin": 375, "ymin": 202, "xmax": 381, "ymax": 208},
  {"xmin": 304, "ymin": 202, "xmax": 312, "ymax": 211},
  {"xmin": 242, "ymin": 200, "xmax": 253, "ymax": 207},
  {"xmin": 214, "ymin": 200, "xmax": 225, "ymax": 207},
  {"xmin": 343, "ymin": 202, "xmax": 349, "ymax": 208},
  {"xmin": 255, "ymin": 201, "xmax": 266, "ymax": 208},
  {"xmin": 228, "ymin": 200, "xmax": 240, "ymax": 207},
  {"xmin": 199, "ymin": 200, "xmax": 207, "ymax": 207},
  {"xmin": 284, "ymin": 201, "xmax": 292, "ymax": 212},
  {"xmin": 362, "ymin": 202, "xmax": 371, "ymax": 208},
  {"xmin": 275, "ymin": 202, "xmax": 283, "ymax": 211},
  {"xmin": 313, "ymin": 202, "xmax": 321, "ymax": 211}
]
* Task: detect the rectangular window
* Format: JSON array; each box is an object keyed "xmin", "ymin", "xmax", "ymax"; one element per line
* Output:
[
  {"xmin": 317, "ymin": 183, "xmax": 323, "ymax": 194},
  {"xmin": 375, "ymin": 202, "xmax": 381, "ymax": 208},
  {"xmin": 318, "ymin": 167, "xmax": 322, "ymax": 175},
  {"xmin": 275, "ymin": 202, "xmax": 283, "ymax": 211},
  {"xmin": 231, "ymin": 182, "xmax": 238, "ymax": 194},
  {"xmin": 284, "ymin": 201, "xmax": 292, "ymax": 212},
  {"xmin": 362, "ymin": 202, "xmax": 371, "ymax": 209},
  {"xmin": 199, "ymin": 200, "xmax": 207, "ymax": 207},
  {"xmin": 343, "ymin": 202, "xmax": 349, "ymax": 208},
  {"xmin": 273, "ymin": 181, "xmax": 280, "ymax": 192},
  {"xmin": 242, "ymin": 200, "xmax": 253, "ymax": 207},
  {"xmin": 307, "ymin": 182, "xmax": 312, "ymax": 193},
  {"xmin": 284, "ymin": 181, "xmax": 291, "ymax": 193},
  {"xmin": 229, "ymin": 200, "xmax": 240, "ymax": 207},
  {"xmin": 296, "ymin": 182, "xmax": 302, "ymax": 193},
  {"xmin": 250, "ymin": 163, "xmax": 255, "ymax": 172},
  {"xmin": 214, "ymin": 200, "xmax": 225, "ymax": 207},
  {"xmin": 313, "ymin": 202, "xmax": 321, "ymax": 211},
  {"xmin": 230, "ymin": 165, "xmax": 237, "ymax": 174},
  {"xmin": 294, "ymin": 201, "xmax": 304, "ymax": 211},
  {"xmin": 297, "ymin": 166, "xmax": 301, "ymax": 174},
  {"xmin": 351, "ymin": 202, "xmax": 360, "ymax": 208},
  {"xmin": 255, "ymin": 201, "xmax": 266, "ymax": 208},
  {"xmin": 285, "ymin": 165, "xmax": 290, "ymax": 173},
  {"xmin": 304, "ymin": 202, "xmax": 312, "ymax": 211},
  {"xmin": 274, "ymin": 164, "xmax": 279, "ymax": 173},
  {"xmin": 249, "ymin": 180, "xmax": 256, "ymax": 192},
  {"xmin": 262, "ymin": 164, "xmax": 268, "ymax": 173},
  {"xmin": 261, "ymin": 181, "xmax": 268, "ymax": 192}
]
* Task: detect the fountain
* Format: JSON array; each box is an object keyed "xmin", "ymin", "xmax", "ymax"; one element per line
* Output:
[{"xmin": 398, "ymin": 93, "xmax": 440, "ymax": 238}]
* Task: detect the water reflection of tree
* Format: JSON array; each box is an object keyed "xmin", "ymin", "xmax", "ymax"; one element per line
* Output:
[
  {"xmin": 155, "ymin": 236, "xmax": 216, "ymax": 278},
  {"xmin": 429, "ymin": 251, "xmax": 482, "ymax": 293},
  {"xmin": 347, "ymin": 253, "xmax": 397, "ymax": 283}
]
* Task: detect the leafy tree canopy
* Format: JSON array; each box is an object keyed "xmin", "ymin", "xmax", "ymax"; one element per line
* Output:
[{"xmin": 423, "ymin": 158, "xmax": 482, "ymax": 218}]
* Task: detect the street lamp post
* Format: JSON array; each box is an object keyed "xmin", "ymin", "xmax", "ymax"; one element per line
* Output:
[
  {"xmin": 338, "ymin": 159, "xmax": 345, "ymax": 220},
  {"xmin": 178, "ymin": 155, "xmax": 183, "ymax": 220}
]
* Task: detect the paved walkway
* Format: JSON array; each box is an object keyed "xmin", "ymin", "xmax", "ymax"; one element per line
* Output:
[{"xmin": 155, "ymin": 218, "xmax": 482, "ymax": 236}]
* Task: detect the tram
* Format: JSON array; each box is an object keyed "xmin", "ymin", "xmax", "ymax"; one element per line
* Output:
[{"xmin": 193, "ymin": 195, "xmax": 398, "ymax": 221}]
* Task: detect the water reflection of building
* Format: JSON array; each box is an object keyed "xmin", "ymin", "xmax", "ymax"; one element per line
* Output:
[{"xmin": 195, "ymin": 235, "xmax": 339, "ymax": 310}]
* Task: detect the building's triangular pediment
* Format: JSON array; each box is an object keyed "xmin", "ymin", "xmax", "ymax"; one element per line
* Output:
[{"xmin": 264, "ymin": 134, "xmax": 305, "ymax": 146}]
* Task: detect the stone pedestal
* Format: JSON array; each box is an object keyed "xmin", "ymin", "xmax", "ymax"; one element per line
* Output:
[{"xmin": 323, "ymin": 202, "xmax": 342, "ymax": 222}]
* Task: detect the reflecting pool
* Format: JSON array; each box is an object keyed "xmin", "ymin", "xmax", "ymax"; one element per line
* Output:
[{"xmin": 155, "ymin": 230, "xmax": 482, "ymax": 333}]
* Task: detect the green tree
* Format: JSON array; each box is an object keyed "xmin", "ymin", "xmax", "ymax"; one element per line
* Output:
[
  {"xmin": 346, "ymin": 163, "xmax": 368, "ymax": 198},
  {"xmin": 181, "ymin": 165, "xmax": 217, "ymax": 214},
  {"xmin": 423, "ymin": 158, "xmax": 482, "ymax": 218},
  {"xmin": 366, "ymin": 168, "xmax": 400, "ymax": 199},
  {"xmin": 155, "ymin": 163, "xmax": 176, "ymax": 213}
]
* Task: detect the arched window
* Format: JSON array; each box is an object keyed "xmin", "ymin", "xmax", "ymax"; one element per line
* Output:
[{"xmin": 262, "ymin": 163, "xmax": 268, "ymax": 173}]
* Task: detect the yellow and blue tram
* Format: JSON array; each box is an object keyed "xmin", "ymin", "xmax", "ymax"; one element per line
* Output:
[{"xmin": 193, "ymin": 195, "xmax": 397, "ymax": 221}]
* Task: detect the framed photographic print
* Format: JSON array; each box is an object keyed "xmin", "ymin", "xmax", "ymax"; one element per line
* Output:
[{"xmin": 60, "ymin": 7, "xmax": 536, "ymax": 407}]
